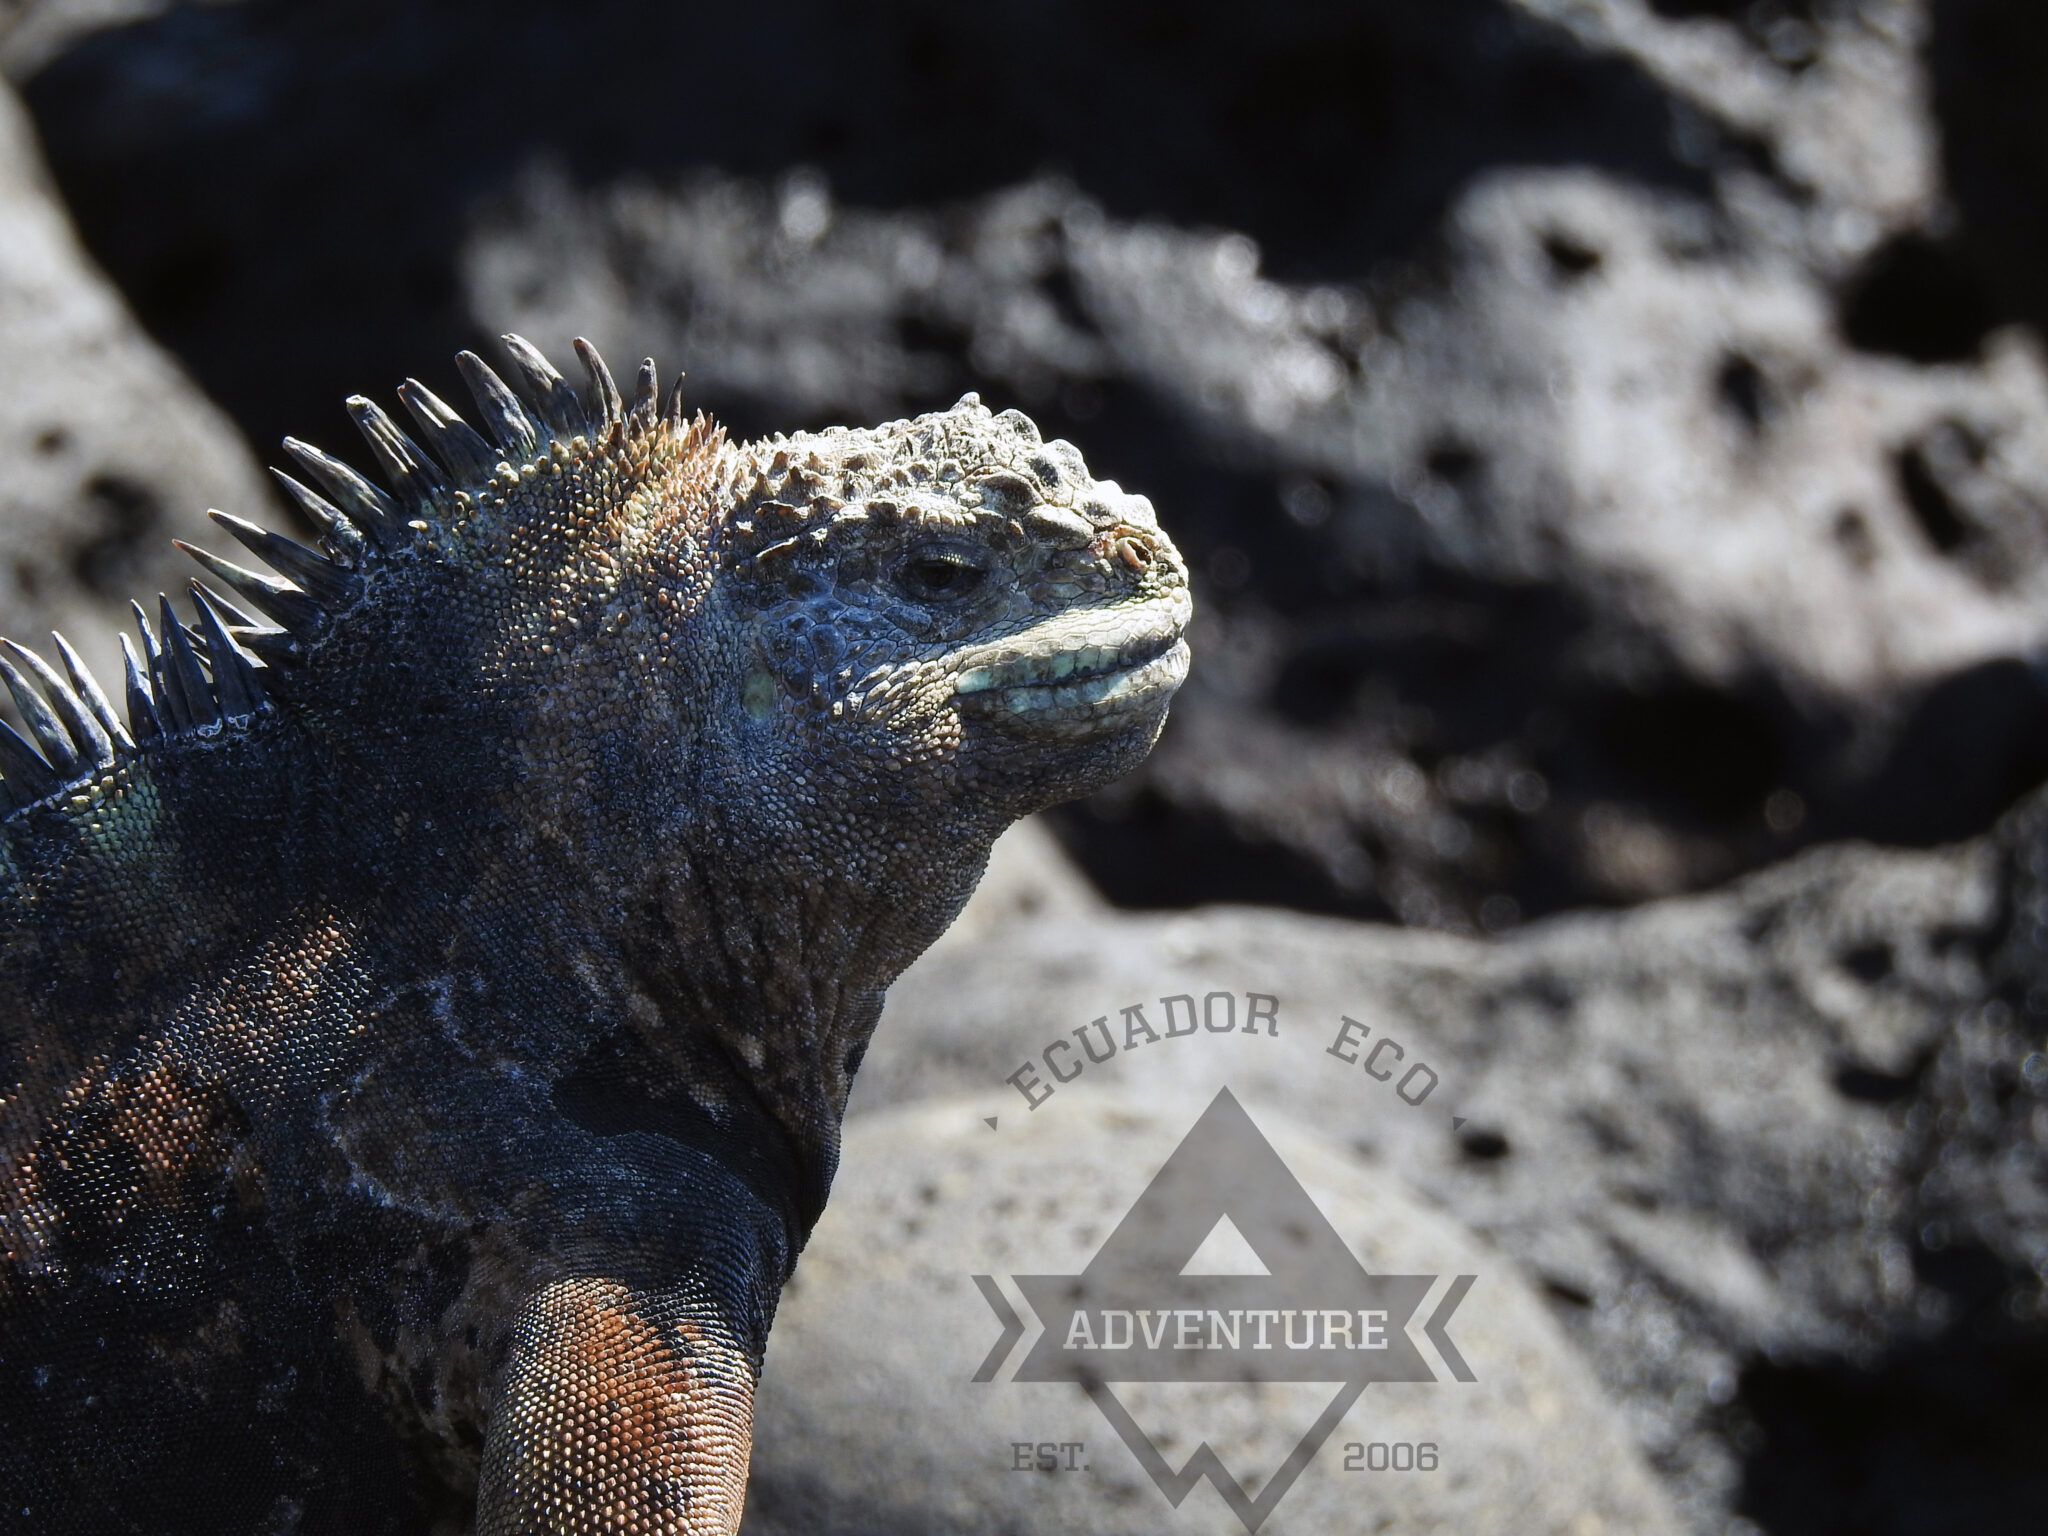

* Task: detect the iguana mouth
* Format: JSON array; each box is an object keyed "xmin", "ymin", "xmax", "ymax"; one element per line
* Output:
[{"xmin": 953, "ymin": 599, "xmax": 1190, "ymax": 736}]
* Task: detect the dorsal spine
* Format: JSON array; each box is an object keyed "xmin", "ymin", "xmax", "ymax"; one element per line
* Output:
[{"xmin": 0, "ymin": 335, "xmax": 662, "ymax": 822}]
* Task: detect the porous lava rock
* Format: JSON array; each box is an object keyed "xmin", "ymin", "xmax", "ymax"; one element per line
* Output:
[{"xmin": 0, "ymin": 76, "xmax": 276, "ymax": 695}]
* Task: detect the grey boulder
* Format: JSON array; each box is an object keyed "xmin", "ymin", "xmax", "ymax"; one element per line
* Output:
[{"xmin": 749, "ymin": 1090, "xmax": 1683, "ymax": 1536}]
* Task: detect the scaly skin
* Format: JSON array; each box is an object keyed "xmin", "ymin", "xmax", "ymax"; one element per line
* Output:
[{"xmin": 0, "ymin": 337, "xmax": 1189, "ymax": 1534}]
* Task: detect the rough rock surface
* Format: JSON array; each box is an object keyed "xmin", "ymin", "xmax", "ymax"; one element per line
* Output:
[
  {"xmin": 0, "ymin": 0, "xmax": 181, "ymax": 78},
  {"xmin": 850, "ymin": 811, "xmax": 2045, "ymax": 1532},
  {"xmin": 748, "ymin": 1091, "xmax": 1685, "ymax": 1536},
  {"xmin": 0, "ymin": 75, "xmax": 275, "ymax": 696}
]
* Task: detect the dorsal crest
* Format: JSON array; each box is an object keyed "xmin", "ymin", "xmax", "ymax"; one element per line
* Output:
[{"xmin": 0, "ymin": 336, "xmax": 721, "ymax": 822}]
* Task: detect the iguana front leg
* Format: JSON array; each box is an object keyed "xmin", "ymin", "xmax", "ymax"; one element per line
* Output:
[{"xmin": 477, "ymin": 1278, "xmax": 758, "ymax": 1535}]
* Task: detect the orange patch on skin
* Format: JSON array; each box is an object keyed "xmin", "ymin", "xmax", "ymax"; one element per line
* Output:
[
  {"xmin": 98, "ymin": 1057, "xmax": 230, "ymax": 1189},
  {"xmin": 3, "ymin": 913, "xmax": 361, "ymax": 1312},
  {"xmin": 478, "ymin": 1278, "xmax": 754, "ymax": 1536}
]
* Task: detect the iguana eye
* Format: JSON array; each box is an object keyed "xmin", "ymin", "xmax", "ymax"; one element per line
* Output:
[{"xmin": 897, "ymin": 547, "xmax": 986, "ymax": 602}]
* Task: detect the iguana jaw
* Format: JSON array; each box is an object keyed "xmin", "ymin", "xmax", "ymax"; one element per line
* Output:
[{"xmin": 951, "ymin": 594, "xmax": 1191, "ymax": 738}]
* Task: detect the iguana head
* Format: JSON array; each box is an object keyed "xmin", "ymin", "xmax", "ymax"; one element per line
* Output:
[{"xmin": 703, "ymin": 399, "xmax": 1190, "ymax": 830}]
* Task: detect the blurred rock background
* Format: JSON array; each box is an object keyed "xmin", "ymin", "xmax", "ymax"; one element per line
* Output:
[{"xmin": 0, "ymin": 0, "xmax": 2043, "ymax": 1532}]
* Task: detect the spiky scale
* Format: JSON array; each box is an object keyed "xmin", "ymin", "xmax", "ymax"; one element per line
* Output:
[
  {"xmin": 51, "ymin": 631, "xmax": 133, "ymax": 752},
  {"xmin": 398, "ymin": 379, "xmax": 502, "ymax": 485},
  {"xmin": 208, "ymin": 510, "xmax": 359, "ymax": 607},
  {"xmin": 500, "ymin": 333, "xmax": 589, "ymax": 441},
  {"xmin": 158, "ymin": 594, "xmax": 219, "ymax": 731},
  {"xmin": 574, "ymin": 338, "xmax": 624, "ymax": 430},
  {"xmin": 175, "ymin": 542, "xmax": 330, "ymax": 637},
  {"xmin": 131, "ymin": 599, "xmax": 187, "ymax": 734},
  {"xmin": 630, "ymin": 358, "xmax": 659, "ymax": 430},
  {"xmin": 0, "ymin": 717, "xmax": 57, "ymax": 801},
  {"xmin": 232, "ymin": 628, "xmax": 304, "ymax": 668},
  {"xmin": 182, "ymin": 583, "xmax": 259, "ymax": 664},
  {"xmin": 0, "ymin": 639, "xmax": 113, "ymax": 769},
  {"xmin": 188, "ymin": 579, "xmax": 263, "ymax": 633},
  {"xmin": 190, "ymin": 586, "xmax": 263, "ymax": 718},
  {"xmin": 282, "ymin": 437, "xmax": 407, "ymax": 548},
  {"xmin": 347, "ymin": 397, "xmax": 448, "ymax": 517},
  {"xmin": 455, "ymin": 350, "xmax": 542, "ymax": 460},
  {"xmin": 271, "ymin": 469, "xmax": 367, "ymax": 565},
  {"xmin": 0, "ymin": 651, "xmax": 80, "ymax": 777},
  {"xmin": 119, "ymin": 632, "xmax": 161, "ymax": 741}
]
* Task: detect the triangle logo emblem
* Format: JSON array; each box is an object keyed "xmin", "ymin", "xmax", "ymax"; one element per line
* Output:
[
  {"xmin": 994, "ymin": 1089, "xmax": 1464, "ymax": 1533},
  {"xmin": 1178, "ymin": 1213, "xmax": 1271, "ymax": 1277}
]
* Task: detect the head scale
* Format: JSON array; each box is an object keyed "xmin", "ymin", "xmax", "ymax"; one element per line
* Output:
[{"xmin": 691, "ymin": 392, "xmax": 1190, "ymax": 838}]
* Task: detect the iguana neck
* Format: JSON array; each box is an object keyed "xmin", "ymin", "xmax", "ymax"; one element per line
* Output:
[
  {"xmin": 543, "ymin": 740, "xmax": 998, "ymax": 1222},
  {"xmin": 360, "ymin": 586, "xmax": 1002, "ymax": 1220}
]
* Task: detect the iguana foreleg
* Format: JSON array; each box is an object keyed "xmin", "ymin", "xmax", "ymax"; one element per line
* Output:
[{"xmin": 477, "ymin": 1278, "xmax": 757, "ymax": 1536}]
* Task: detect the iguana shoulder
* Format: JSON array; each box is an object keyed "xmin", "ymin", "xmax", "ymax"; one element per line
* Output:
[{"xmin": 0, "ymin": 337, "xmax": 1188, "ymax": 1534}]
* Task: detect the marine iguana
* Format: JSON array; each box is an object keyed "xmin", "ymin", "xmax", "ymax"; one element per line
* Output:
[{"xmin": 0, "ymin": 337, "xmax": 1189, "ymax": 1534}]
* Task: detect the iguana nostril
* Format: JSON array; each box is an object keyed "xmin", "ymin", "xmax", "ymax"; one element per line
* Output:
[{"xmin": 1090, "ymin": 527, "xmax": 1155, "ymax": 571}]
